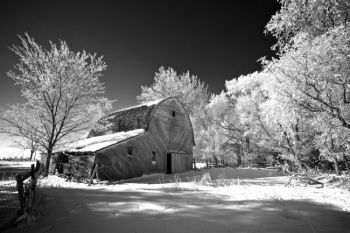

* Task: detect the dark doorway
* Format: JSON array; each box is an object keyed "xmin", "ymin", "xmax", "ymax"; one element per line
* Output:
[{"xmin": 166, "ymin": 153, "xmax": 172, "ymax": 174}]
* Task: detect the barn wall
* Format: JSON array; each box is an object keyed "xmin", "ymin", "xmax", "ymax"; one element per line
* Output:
[
  {"xmin": 95, "ymin": 133, "xmax": 168, "ymax": 180},
  {"xmin": 50, "ymin": 153, "xmax": 95, "ymax": 178},
  {"xmin": 67, "ymin": 155, "xmax": 95, "ymax": 178},
  {"xmin": 148, "ymin": 98, "xmax": 194, "ymax": 172}
]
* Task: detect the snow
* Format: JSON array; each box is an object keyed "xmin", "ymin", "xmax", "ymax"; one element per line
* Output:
[
  {"xmin": 8, "ymin": 168, "xmax": 350, "ymax": 233},
  {"xmin": 0, "ymin": 147, "xmax": 40, "ymax": 160},
  {"xmin": 194, "ymin": 162, "xmax": 206, "ymax": 169},
  {"xmin": 62, "ymin": 129, "xmax": 145, "ymax": 153}
]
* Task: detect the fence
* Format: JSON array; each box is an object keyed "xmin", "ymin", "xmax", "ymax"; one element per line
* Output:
[
  {"xmin": 16, "ymin": 161, "xmax": 41, "ymax": 213},
  {"xmin": 0, "ymin": 161, "xmax": 41, "ymax": 230},
  {"xmin": 0, "ymin": 181, "xmax": 20, "ymax": 229}
]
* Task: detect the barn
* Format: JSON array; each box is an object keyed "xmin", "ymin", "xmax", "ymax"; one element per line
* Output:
[{"xmin": 52, "ymin": 97, "xmax": 195, "ymax": 180}]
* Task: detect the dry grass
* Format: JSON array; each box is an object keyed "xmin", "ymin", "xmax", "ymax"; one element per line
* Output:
[
  {"xmin": 322, "ymin": 175, "xmax": 350, "ymax": 190},
  {"xmin": 157, "ymin": 171, "xmax": 350, "ymax": 212}
]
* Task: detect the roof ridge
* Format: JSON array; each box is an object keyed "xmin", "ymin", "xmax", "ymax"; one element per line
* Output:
[{"xmin": 106, "ymin": 98, "xmax": 167, "ymax": 117}]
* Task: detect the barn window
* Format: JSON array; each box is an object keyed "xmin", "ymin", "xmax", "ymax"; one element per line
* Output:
[
  {"xmin": 127, "ymin": 146, "xmax": 133, "ymax": 156},
  {"xmin": 151, "ymin": 151, "xmax": 157, "ymax": 165},
  {"xmin": 172, "ymin": 111, "xmax": 176, "ymax": 117}
]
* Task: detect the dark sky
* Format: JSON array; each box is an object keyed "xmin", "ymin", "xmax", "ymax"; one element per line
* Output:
[{"xmin": 0, "ymin": 0, "xmax": 280, "ymax": 112}]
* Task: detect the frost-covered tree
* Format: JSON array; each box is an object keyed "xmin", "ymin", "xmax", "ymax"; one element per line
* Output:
[
  {"xmin": 137, "ymin": 66, "xmax": 209, "ymax": 116},
  {"xmin": 266, "ymin": 0, "xmax": 350, "ymax": 51},
  {"xmin": 0, "ymin": 34, "xmax": 113, "ymax": 175},
  {"xmin": 266, "ymin": 27, "xmax": 350, "ymax": 130},
  {"xmin": 219, "ymin": 71, "xmax": 317, "ymax": 170},
  {"xmin": 137, "ymin": 66, "xmax": 210, "ymax": 160},
  {"xmin": 192, "ymin": 93, "xmax": 234, "ymax": 163},
  {"xmin": 260, "ymin": 72, "xmax": 317, "ymax": 170},
  {"xmin": 206, "ymin": 92, "xmax": 246, "ymax": 165},
  {"xmin": 263, "ymin": 0, "xmax": 350, "ymax": 174},
  {"xmin": 313, "ymin": 115, "xmax": 350, "ymax": 175},
  {"xmin": 14, "ymin": 139, "xmax": 39, "ymax": 160},
  {"xmin": 0, "ymin": 104, "xmax": 42, "ymax": 160},
  {"xmin": 206, "ymin": 74, "xmax": 273, "ymax": 166},
  {"xmin": 192, "ymin": 106, "xmax": 224, "ymax": 162}
]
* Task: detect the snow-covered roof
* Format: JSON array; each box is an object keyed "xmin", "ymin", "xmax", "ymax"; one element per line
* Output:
[{"xmin": 63, "ymin": 129, "xmax": 145, "ymax": 153}]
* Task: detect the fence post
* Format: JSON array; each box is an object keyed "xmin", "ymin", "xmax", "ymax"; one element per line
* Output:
[
  {"xmin": 193, "ymin": 158, "xmax": 197, "ymax": 173},
  {"xmin": 34, "ymin": 161, "xmax": 40, "ymax": 172},
  {"xmin": 30, "ymin": 164, "xmax": 35, "ymax": 179},
  {"xmin": 88, "ymin": 164, "xmax": 97, "ymax": 186},
  {"xmin": 15, "ymin": 175, "xmax": 24, "ymax": 212}
]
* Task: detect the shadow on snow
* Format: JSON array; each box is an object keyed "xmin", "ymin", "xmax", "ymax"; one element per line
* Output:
[{"xmin": 9, "ymin": 186, "xmax": 350, "ymax": 233}]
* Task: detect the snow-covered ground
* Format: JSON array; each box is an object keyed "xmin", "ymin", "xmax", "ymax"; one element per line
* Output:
[{"xmin": 8, "ymin": 168, "xmax": 350, "ymax": 233}]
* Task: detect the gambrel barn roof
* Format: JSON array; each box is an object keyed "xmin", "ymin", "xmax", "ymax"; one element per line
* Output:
[
  {"xmin": 88, "ymin": 99, "xmax": 165, "ymax": 138},
  {"xmin": 63, "ymin": 129, "xmax": 145, "ymax": 154}
]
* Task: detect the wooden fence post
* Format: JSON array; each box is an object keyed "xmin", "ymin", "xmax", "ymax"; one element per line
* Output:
[
  {"xmin": 30, "ymin": 164, "xmax": 34, "ymax": 179},
  {"xmin": 89, "ymin": 165, "xmax": 97, "ymax": 186},
  {"xmin": 15, "ymin": 161, "xmax": 41, "ymax": 214},
  {"xmin": 15, "ymin": 175, "xmax": 24, "ymax": 212},
  {"xmin": 193, "ymin": 158, "xmax": 197, "ymax": 173}
]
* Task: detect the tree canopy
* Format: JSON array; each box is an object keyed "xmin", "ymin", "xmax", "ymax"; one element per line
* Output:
[{"xmin": 137, "ymin": 66, "xmax": 209, "ymax": 116}]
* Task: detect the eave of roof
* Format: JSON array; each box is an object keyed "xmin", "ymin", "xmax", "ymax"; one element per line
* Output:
[{"xmin": 61, "ymin": 129, "xmax": 145, "ymax": 154}]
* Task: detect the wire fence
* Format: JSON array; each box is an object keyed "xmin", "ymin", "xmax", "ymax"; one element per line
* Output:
[
  {"xmin": 0, "ymin": 161, "xmax": 41, "ymax": 230},
  {"xmin": 0, "ymin": 181, "xmax": 20, "ymax": 229}
]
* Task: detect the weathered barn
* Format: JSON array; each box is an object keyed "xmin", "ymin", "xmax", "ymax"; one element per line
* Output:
[{"xmin": 52, "ymin": 97, "xmax": 195, "ymax": 180}]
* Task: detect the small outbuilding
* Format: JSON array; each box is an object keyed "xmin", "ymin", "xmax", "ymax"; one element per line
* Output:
[{"xmin": 52, "ymin": 97, "xmax": 195, "ymax": 180}]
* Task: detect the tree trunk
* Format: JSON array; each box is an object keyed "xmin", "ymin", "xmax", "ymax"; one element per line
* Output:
[
  {"xmin": 330, "ymin": 138, "xmax": 341, "ymax": 176},
  {"xmin": 236, "ymin": 144, "xmax": 242, "ymax": 166},
  {"xmin": 333, "ymin": 157, "xmax": 341, "ymax": 176},
  {"xmin": 342, "ymin": 154, "xmax": 350, "ymax": 174},
  {"xmin": 44, "ymin": 147, "xmax": 53, "ymax": 177},
  {"xmin": 29, "ymin": 149, "xmax": 34, "ymax": 160}
]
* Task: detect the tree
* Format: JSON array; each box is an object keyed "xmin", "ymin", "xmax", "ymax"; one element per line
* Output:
[
  {"xmin": 218, "ymin": 70, "xmax": 318, "ymax": 170},
  {"xmin": 313, "ymin": 115, "xmax": 350, "ymax": 175},
  {"xmin": 137, "ymin": 66, "xmax": 209, "ymax": 116},
  {"xmin": 205, "ymin": 92, "xmax": 246, "ymax": 165},
  {"xmin": 266, "ymin": 27, "xmax": 350, "ymax": 130},
  {"xmin": 263, "ymin": 0, "xmax": 350, "ymax": 174},
  {"xmin": 266, "ymin": 0, "xmax": 350, "ymax": 51},
  {"xmin": 207, "ymin": 74, "xmax": 274, "ymax": 166},
  {"xmin": 0, "ymin": 104, "xmax": 41, "ymax": 160},
  {"xmin": 0, "ymin": 34, "xmax": 113, "ymax": 175},
  {"xmin": 137, "ymin": 66, "xmax": 210, "ymax": 160},
  {"xmin": 193, "ymin": 94, "xmax": 229, "ymax": 163},
  {"xmin": 259, "ymin": 72, "xmax": 317, "ymax": 171},
  {"xmin": 13, "ymin": 139, "xmax": 39, "ymax": 160}
]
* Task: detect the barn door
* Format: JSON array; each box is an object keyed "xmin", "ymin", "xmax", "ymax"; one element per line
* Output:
[{"xmin": 166, "ymin": 153, "xmax": 172, "ymax": 174}]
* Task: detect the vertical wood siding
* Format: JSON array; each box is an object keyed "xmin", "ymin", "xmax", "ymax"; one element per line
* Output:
[{"xmin": 94, "ymin": 98, "xmax": 194, "ymax": 180}]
